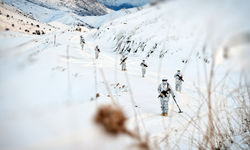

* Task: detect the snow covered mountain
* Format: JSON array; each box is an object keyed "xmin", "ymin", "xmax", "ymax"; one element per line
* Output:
[
  {"xmin": 1, "ymin": 0, "xmax": 114, "ymax": 28},
  {"xmin": 98, "ymin": 0, "xmax": 150, "ymax": 10},
  {"xmin": 0, "ymin": 1, "xmax": 60, "ymax": 34},
  {"xmin": 0, "ymin": 0, "xmax": 250, "ymax": 150},
  {"xmin": 2, "ymin": 0, "xmax": 113, "ymax": 23},
  {"xmin": 1, "ymin": 0, "xmax": 143, "ymax": 29},
  {"xmin": 27, "ymin": 0, "xmax": 113, "ymax": 16},
  {"xmin": 81, "ymin": 7, "xmax": 143, "ymax": 28},
  {"xmin": 95, "ymin": 0, "xmax": 250, "ymax": 71}
]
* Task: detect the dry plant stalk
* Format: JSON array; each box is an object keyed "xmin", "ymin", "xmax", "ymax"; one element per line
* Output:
[
  {"xmin": 95, "ymin": 105, "xmax": 129, "ymax": 135},
  {"xmin": 94, "ymin": 105, "xmax": 150, "ymax": 150}
]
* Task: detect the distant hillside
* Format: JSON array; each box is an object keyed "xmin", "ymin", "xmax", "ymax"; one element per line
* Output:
[
  {"xmin": 98, "ymin": 0, "xmax": 149, "ymax": 10},
  {"xmin": 80, "ymin": 7, "xmax": 143, "ymax": 28},
  {"xmin": 2, "ymin": 0, "xmax": 113, "ymax": 18},
  {"xmin": 0, "ymin": 1, "xmax": 60, "ymax": 35},
  {"xmin": 27, "ymin": 0, "xmax": 113, "ymax": 16},
  {"xmin": 104, "ymin": 3, "xmax": 135, "ymax": 10},
  {"xmin": 1, "ymin": 0, "xmax": 114, "ymax": 28}
]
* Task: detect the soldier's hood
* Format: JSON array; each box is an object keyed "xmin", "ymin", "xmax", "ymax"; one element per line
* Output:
[{"xmin": 161, "ymin": 82, "xmax": 167, "ymax": 86}]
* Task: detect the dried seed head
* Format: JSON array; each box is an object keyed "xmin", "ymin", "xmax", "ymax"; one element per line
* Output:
[{"xmin": 95, "ymin": 105, "xmax": 127, "ymax": 135}]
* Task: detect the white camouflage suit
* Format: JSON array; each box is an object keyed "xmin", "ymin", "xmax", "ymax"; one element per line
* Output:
[
  {"xmin": 157, "ymin": 82, "xmax": 175, "ymax": 114},
  {"xmin": 174, "ymin": 71, "xmax": 183, "ymax": 92},
  {"xmin": 140, "ymin": 61, "xmax": 147, "ymax": 77},
  {"xmin": 80, "ymin": 36, "xmax": 84, "ymax": 44},
  {"xmin": 80, "ymin": 39, "xmax": 85, "ymax": 50},
  {"xmin": 80, "ymin": 37, "xmax": 82, "ymax": 44},
  {"xmin": 120, "ymin": 56, "xmax": 126, "ymax": 70},
  {"xmin": 95, "ymin": 46, "xmax": 100, "ymax": 59}
]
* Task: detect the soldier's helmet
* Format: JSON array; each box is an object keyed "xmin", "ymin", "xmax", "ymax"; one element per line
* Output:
[{"xmin": 162, "ymin": 77, "xmax": 168, "ymax": 82}]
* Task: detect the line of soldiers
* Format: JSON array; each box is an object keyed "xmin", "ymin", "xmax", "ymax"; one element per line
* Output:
[
  {"xmin": 121, "ymin": 56, "xmax": 184, "ymax": 117},
  {"xmin": 80, "ymin": 36, "xmax": 100, "ymax": 59},
  {"xmin": 79, "ymin": 36, "xmax": 184, "ymax": 117},
  {"xmin": 120, "ymin": 55, "xmax": 148, "ymax": 77},
  {"xmin": 120, "ymin": 55, "xmax": 185, "ymax": 117}
]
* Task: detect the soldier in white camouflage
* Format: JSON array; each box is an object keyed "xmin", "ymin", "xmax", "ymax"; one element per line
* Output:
[
  {"xmin": 157, "ymin": 77, "xmax": 175, "ymax": 116},
  {"xmin": 120, "ymin": 55, "xmax": 127, "ymax": 71},
  {"xmin": 174, "ymin": 70, "xmax": 184, "ymax": 93},
  {"xmin": 140, "ymin": 60, "xmax": 148, "ymax": 77},
  {"xmin": 80, "ymin": 35, "xmax": 85, "ymax": 50},
  {"xmin": 95, "ymin": 45, "xmax": 100, "ymax": 59}
]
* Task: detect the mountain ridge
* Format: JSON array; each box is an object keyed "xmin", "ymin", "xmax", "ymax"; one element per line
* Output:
[
  {"xmin": 3, "ymin": 0, "xmax": 113, "ymax": 17},
  {"xmin": 98, "ymin": 0, "xmax": 149, "ymax": 10}
]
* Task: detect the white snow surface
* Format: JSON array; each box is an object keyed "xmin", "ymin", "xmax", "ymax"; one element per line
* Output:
[
  {"xmin": 48, "ymin": 21, "xmax": 70, "ymax": 30},
  {"xmin": 0, "ymin": 0, "xmax": 250, "ymax": 150}
]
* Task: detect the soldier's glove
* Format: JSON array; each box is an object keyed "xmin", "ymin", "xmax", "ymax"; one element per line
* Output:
[
  {"xmin": 173, "ymin": 95, "xmax": 175, "ymax": 99},
  {"xmin": 158, "ymin": 93, "xmax": 164, "ymax": 98}
]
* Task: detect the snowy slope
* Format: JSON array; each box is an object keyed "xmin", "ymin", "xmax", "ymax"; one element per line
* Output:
[
  {"xmin": 30, "ymin": 0, "xmax": 113, "ymax": 16},
  {"xmin": 3, "ymin": 0, "xmax": 112, "ymax": 17},
  {"xmin": 49, "ymin": 21, "xmax": 71, "ymax": 29},
  {"xmin": 0, "ymin": 1, "xmax": 60, "ymax": 34},
  {"xmin": 93, "ymin": 1, "xmax": 250, "ymax": 148},
  {"xmin": 1, "ymin": 28, "xmax": 249, "ymax": 150},
  {"xmin": 2, "ymin": 0, "xmax": 113, "ymax": 27},
  {"xmin": 2, "ymin": 0, "xmax": 73, "ymax": 23},
  {"xmin": 1, "ymin": 0, "xmax": 142, "ymax": 28},
  {"xmin": 0, "ymin": 0, "xmax": 250, "ymax": 150},
  {"xmin": 95, "ymin": 0, "xmax": 250, "ymax": 84},
  {"xmin": 80, "ymin": 7, "xmax": 143, "ymax": 28},
  {"xmin": 44, "ymin": 6, "xmax": 143, "ymax": 28}
]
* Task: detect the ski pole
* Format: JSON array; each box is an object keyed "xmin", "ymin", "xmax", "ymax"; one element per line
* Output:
[{"xmin": 173, "ymin": 97, "xmax": 183, "ymax": 113}]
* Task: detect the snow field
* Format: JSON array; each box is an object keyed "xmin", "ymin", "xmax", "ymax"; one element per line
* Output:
[
  {"xmin": 1, "ymin": 28, "xmax": 243, "ymax": 149},
  {"xmin": 93, "ymin": 0, "xmax": 250, "ymax": 149},
  {"xmin": 0, "ymin": 0, "xmax": 250, "ymax": 149}
]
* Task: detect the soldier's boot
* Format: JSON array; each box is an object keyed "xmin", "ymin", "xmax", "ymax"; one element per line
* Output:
[
  {"xmin": 161, "ymin": 113, "xmax": 165, "ymax": 116},
  {"xmin": 164, "ymin": 113, "xmax": 168, "ymax": 117}
]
